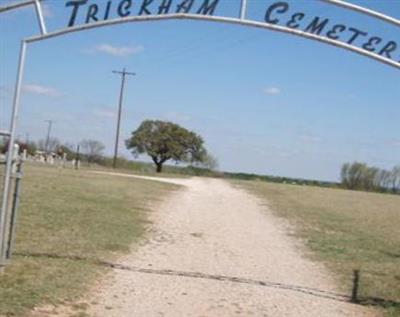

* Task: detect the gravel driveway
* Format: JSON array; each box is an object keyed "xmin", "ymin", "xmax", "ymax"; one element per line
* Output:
[{"xmin": 78, "ymin": 173, "xmax": 379, "ymax": 316}]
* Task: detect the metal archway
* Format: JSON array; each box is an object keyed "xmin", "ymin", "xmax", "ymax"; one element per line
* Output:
[{"xmin": 0, "ymin": 0, "xmax": 399, "ymax": 267}]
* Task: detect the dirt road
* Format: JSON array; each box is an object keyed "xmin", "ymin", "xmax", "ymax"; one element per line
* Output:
[{"xmin": 83, "ymin": 173, "xmax": 378, "ymax": 316}]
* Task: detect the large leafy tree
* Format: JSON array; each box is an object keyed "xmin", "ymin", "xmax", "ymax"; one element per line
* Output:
[{"xmin": 126, "ymin": 120, "xmax": 207, "ymax": 173}]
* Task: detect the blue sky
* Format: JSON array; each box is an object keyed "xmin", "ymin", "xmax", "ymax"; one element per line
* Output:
[{"xmin": 0, "ymin": 0, "xmax": 399, "ymax": 181}]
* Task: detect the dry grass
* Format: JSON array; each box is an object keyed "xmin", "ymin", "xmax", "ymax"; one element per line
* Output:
[
  {"xmin": 0, "ymin": 163, "xmax": 177, "ymax": 316},
  {"xmin": 236, "ymin": 180, "xmax": 400, "ymax": 317}
]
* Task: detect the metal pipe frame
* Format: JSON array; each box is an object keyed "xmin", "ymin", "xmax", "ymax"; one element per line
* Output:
[
  {"xmin": 0, "ymin": 0, "xmax": 35, "ymax": 13},
  {"xmin": 34, "ymin": 0, "xmax": 47, "ymax": 34},
  {"xmin": 0, "ymin": 0, "xmax": 47, "ymax": 35},
  {"xmin": 1, "ymin": 1, "xmax": 399, "ymax": 267},
  {"xmin": 319, "ymin": 0, "xmax": 400, "ymax": 27},
  {"xmin": 25, "ymin": 13, "xmax": 400, "ymax": 70},
  {"xmin": 1, "ymin": 0, "xmax": 399, "ymax": 27},
  {"xmin": 239, "ymin": 0, "xmax": 247, "ymax": 20},
  {"xmin": 6, "ymin": 159, "xmax": 23, "ymax": 260},
  {"xmin": 0, "ymin": 40, "xmax": 27, "ymax": 266}
]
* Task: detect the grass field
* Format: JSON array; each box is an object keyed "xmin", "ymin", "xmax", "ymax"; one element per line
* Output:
[
  {"xmin": 237, "ymin": 180, "xmax": 400, "ymax": 317},
  {"xmin": 1, "ymin": 163, "xmax": 399, "ymax": 316},
  {"xmin": 0, "ymin": 163, "xmax": 177, "ymax": 316}
]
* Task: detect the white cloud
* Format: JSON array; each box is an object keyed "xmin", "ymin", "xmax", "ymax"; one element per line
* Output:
[
  {"xmin": 264, "ymin": 87, "xmax": 281, "ymax": 95},
  {"xmin": 22, "ymin": 84, "xmax": 63, "ymax": 97},
  {"xmin": 41, "ymin": 3, "xmax": 53, "ymax": 18},
  {"xmin": 299, "ymin": 133, "xmax": 322, "ymax": 144},
  {"xmin": 93, "ymin": 108, "xmax": 116, "ymax": 118},
  {"xmin": 89, "ymin": 44, "xmax": 144, "ymax": 57},
  {"xmin": 387, "ymin": 139, "xmax": 400, "ymax": 147},
  {"xmin": 0, "ymin": 85, "xmax": 11, "ymax": 99},
  {"xmin": 164, "ymin": 112, "xmax": 191, "ymax": 122}
]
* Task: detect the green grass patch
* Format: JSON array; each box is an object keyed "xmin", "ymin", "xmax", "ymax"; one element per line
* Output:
[
  {"xmin": 0, "ymin": 164, "xmax": 177, "ymax": 316},
  {"xmin": 236, "ymin": 180, "xmax": 400, "ymax": 316},
  {"xmin": 91, "ymin": 157, "xmax": 216, "ymax": 178}
]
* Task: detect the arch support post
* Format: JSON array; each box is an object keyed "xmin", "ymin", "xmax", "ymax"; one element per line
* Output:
[
  {"xmin": 0, "ymin": 40, "xmax": 27, "ymax": 270},
  {"xmin": 34, "ymin": 0, "xmax": 47, "ymax": 35},
  {"xmin": 239, "ymin": 0, "xmax": 247, "ymax": 20}
]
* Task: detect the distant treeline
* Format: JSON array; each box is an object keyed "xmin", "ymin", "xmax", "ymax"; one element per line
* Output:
[
  {"xmin": 99, "ymin": 159, "xmax": 338, "ymax": 187},
  {"xmin": 223, "ymin": 172, "xmax": 337, "ymax": 187},
  {"xmin": 2, "ymin": 138, "xmax": 398, "ymax": 195},
  {"xmin": 0, "ymin": 138, "xmax": 106, "ymax": 165},
  {"xmin": 341, "ymin": 162, "xmax": 400, "ymax": 194}
]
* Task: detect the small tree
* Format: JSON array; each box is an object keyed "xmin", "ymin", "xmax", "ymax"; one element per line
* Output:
[
  {"xmin": 390, "ymin": 165, "xmax": 400, "ymax": 193},
  {"xmin": 197, "ymin": 153, "xmax": 219, "ymax": 170},
  {"xmin": 340, "ymin": 163, "xmax": 351, "ymax": 188},
  {"xmin": 21, "ymin": 141, "xmax": 37, "ymax": 156},
  {"xmin": 1, "ymin": 139, "xmax": 37, "ymax": 155},
  {"xmin": 376, "ymin": 169, "xmax": 391, "ymax": 191},
  {"xmin": 341, "ymin": 162, "xmax": 400, "ymax": 193},
  {"xmin": 57, "ymin": 143, "xmax": 76, "ymax": 160},
  {"xmin": 126, "ymin": 120, "xmax": 207, "ymax": 173},
  {"xmin": 38, "ymin": 137, "xmax": 60, "ymax": 153},
  {"xmin": 341, "ymin": 162, "xmax": 367, "ymax": 190},
  {"xmin": 80, "ymin": 139, "xmax": 105, "ymax": 164}
]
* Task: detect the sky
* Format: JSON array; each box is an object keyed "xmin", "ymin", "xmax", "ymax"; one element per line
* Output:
[{"xmin": 0, "ymin": 0, "xmax": 399, "ymax": 181}]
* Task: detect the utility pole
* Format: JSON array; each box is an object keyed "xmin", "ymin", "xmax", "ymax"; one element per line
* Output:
[
  {"xmin": 44, "ymin": 120, "xmax": 53, "ymax": 158},
  {"xmin": 112, "ymin": 68, "xmax": 135, "ymax": 169},
  {"xmin": 75, "ymin": 144, "xmax": 80, "ymax": 170}
]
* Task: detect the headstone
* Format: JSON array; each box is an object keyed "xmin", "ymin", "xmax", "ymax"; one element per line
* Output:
[{"xmin": 62, "ymin": 153, "xmax": 67, "ymax": 168}]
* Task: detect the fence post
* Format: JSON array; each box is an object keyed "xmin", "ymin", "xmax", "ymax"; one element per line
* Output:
[
  {"xmin": 0, "ymin": 40, "xmax": 27, "ymax": 269},
  {"xmin": 351, "ymin": 269, "xmax": 360, "ymax": 303},
  {"xmin": 6, "ymin": 159, "xmax": 23, "ymax": 259}
]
